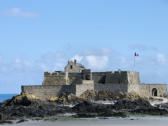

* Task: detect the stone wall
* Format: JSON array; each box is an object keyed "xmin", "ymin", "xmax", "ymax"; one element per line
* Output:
[
  {"xmin": 105, "ymin": 71, "xmax": 128, "ymax": 84},
  {"xmin": 43, "ymin": 72, "xmax": 83, "ymax": 85},
  {"xmin": 92, "ymin": 71, "xmax": 131, "ymax": 84},
  {"xmin": 43, "ymin": 72, "xmax": 66, "ymax": 85},
  {"xmin": 140, "ymin": 84, "xmax": 167, "ymax": 97},
  {"xmin": 76, "ymin": 83, "xmax": 94, "ymax": 96},
  {"xmin": 127, "ymin": 71, "xmax": 140, "ymax": 94},
  {"xmin": 92, "ymin": 72, "xmax": 110, "ymax": 84},
  {"xmin": 94, "ymin": 83, "xmax": 128, "ymax": 93},
  {"xmin": 68, "ymin": 73, "xmax": 82, "ymax": 84},
  {"xmin": 93, "ymin": 71, "xmax": 139, "ymax": 94},
  {"xmin": 22, "ymin": 85, "xmax": 76, "ymax": 100}
]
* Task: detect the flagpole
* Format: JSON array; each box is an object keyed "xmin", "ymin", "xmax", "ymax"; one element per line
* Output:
[
  {"xmin": 133, "ymin": 52, "xmax": 139, "ymax": 71},
  {"xmin": 133, "ymin": 55, "xmax": 135, "ymax": 71}
]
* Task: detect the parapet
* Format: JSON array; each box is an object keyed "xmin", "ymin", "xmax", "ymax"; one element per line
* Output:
[{"xmin": 44, "ymin": 71, "xmax": 65, "ymax": 76}]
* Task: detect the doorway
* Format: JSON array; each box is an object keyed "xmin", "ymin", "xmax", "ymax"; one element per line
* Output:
[{"xmin": 152, "ymin": 88, "xmax": 157, "ymax": 96}]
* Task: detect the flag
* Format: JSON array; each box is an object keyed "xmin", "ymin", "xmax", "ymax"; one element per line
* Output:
[{"xmin": 135, "ymin": 52, "xmax": 139, "ymax": 57}]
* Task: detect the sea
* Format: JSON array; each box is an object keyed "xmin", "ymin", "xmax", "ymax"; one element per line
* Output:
[{"xmin": 0, "ymin": 94, "xmax": 16, "ymax": 102}]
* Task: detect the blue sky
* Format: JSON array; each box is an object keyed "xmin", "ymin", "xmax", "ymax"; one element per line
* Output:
[{"xmin": 0, "ymin": 0, "xmax": 168, "ymax": 93}]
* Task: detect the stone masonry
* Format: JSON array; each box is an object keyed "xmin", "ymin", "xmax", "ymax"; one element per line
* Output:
[{"xmin": 22, "ymin": 60, "xmax": 167, "ymax": 100}]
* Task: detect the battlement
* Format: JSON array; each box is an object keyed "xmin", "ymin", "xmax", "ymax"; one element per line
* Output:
[{"xmin": 44, "ymin": 71, "xmax": 65, "ymax": 76}]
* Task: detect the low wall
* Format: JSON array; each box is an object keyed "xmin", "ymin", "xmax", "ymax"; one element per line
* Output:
[
  {"xmin": 22, "ymin": 85, "xmax": 76, "ymax": 100},
  {"xmin": 140, "ymin": 84, "xmax": 167, "ymax": 97}
]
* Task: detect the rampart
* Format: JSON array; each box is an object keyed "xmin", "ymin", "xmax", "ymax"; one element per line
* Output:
[{"xmin": 22, "ymin": 85, "xmax": 76, "ymax": 100}]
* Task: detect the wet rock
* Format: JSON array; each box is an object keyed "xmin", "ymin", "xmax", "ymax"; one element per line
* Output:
[
  {"xmin": 131, "ymin": 108, "xmax": 168, "ymax": 115},
  {"xmin": 0, "ymin": 113, "xmax": 2, "ymax": 120},
  {"xmin": 72, "ymin": 101, "xmax": 127, "ymax": 117},
  {"xmin": 0, "ymin": 120, "xmax": 13, "ymax": 124},
  {"xmin": 72, "ymin": 101, "xmax": 114, "ymax": 113},
  {"xmin": 0, "ymin": 95, "xmax": 72, "ymax": 121},
  {"xmin": 114, "ymin": 98, "xmax": 168, "ymax": 115},
  {"xmin": 114, "ymin": 98, "xmax": 152, "ymax": 110},
  {"xmin": 0, "ymin": 93, "xmax": 168, "ymax": 121},
  {"xmin": 16, "ymin": 119, "xmax": 28, "ymax": 124},
  {"xmin": 157, "ymin": 103, "xmax": 168, "ymax": 109}
]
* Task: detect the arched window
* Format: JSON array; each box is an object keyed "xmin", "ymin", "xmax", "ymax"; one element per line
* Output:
[{"xmin": 152, "ymin": 88, "xmax": 157, "ymax": 96}]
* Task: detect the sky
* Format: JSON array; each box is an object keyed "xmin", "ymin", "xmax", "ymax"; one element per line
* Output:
[{"xmin": 0, "ymin": 0, "xmax": 168, "ymax": 93}]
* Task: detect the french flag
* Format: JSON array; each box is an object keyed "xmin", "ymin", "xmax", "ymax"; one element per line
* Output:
[{"xmin": 135, "ymin": 52, "xmax": 139, "ymax": 57}]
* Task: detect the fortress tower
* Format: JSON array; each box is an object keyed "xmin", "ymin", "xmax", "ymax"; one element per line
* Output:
[{"xmin": 64, "ymin": 60, "xmax": 85, "ymax": 73}]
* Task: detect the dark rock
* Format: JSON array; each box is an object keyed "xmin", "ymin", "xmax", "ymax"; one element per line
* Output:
[
  {"xmin": 0, "ymin": 95, "xmax": 168, "ymax": 121},
  {"xmin": 0, "ymin": 120, "xmax": 13, "ymax": 124},
  {"xmin": 16, "ymin": 119, "xmax": 28, "ymax": 124},
  {"xmin": 114, "ymin": 98, "xmax": 152, "ymax": 110},
  {"xmin": 72, "ymin": 101, "xmax": 114, "ymax": 113},
  {"xmin": 0, "ymin": 113, "xmax": 2, "ymax": 120},
  {"xmin": 131, "ymin": 108, "xmax": 168, "ymax": 115},
  {"xmin": 72, "ymin": 101, "xmax": 127, "ymax": 117},
  {"xmin": 0, "ymin": 96, "xmax": 72, "ymax": 121},
  {"xmin": 74, "ymin": 113, "xmax": 98, "ymax": 118}
]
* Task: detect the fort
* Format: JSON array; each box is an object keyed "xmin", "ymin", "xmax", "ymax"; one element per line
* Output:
[{"xmin": 21, "ymin": 60, "xmax": 167, "ymax": 100}]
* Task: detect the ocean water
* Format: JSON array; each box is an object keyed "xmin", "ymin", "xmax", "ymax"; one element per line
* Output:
[{"xmin": 0, "ymin": 94, "xmax": 16, "ymax": 102}]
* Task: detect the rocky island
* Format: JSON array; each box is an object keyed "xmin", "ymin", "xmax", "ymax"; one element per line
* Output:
[{"xmin": 0, "ymin": 60, "xmax": 168, "ymax": 124}]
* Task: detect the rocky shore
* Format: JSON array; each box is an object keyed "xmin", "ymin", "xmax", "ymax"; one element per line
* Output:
[{"xmin": 0, "ymin": 91, "xmax": 168, "ymax": 124}]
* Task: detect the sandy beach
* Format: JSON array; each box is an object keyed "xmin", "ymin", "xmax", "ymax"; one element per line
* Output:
[{"xmin": 3, "ymin": 116, "xmax": 168, "ymax": 126}]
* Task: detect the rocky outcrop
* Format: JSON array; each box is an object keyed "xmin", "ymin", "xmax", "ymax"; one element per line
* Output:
[
  {"xmin": 0, "ymin": 94, "xmax": 72, "ymax": 120},
  {"xmin": 72, "ymin": 101, "xmax": 127, "ymax": 118},
  {"xmin": 48, "ymin": 93, "xmax": 84, "ymax": 105},
  {"xmin": 114, "ymin": 98, "xmax": 152, "ymax": 110},
  {"xmin": 0, "ymin": 92, "xmax": 168, "ymax": 121},
  {"xmin": 80, "ymin": 90, "xmax": 143, "ymax": 101}
]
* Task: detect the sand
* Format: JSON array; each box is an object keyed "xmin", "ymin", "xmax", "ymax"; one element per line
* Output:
[{"xmin": 3, "ymin": 116, "xmax": 168, "ymax": 126}]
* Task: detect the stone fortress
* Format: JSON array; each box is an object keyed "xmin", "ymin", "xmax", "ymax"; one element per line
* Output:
[{"xmin": 22, "ymin": 60, "xmax": 167, "ymax": 100}]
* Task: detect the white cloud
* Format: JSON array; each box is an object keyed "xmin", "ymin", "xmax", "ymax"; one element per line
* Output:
[
  {"xmin": 1, "ymin": 8, "xmax": 38, "ymax": 18},
  {"xmin": 156, "ymin": 53, "xmax": 167, "ymax": 65},
  {"xmin": 37, "ymin": 52, "xmax": 66, "ymax": 71},
  {"xmin": 85, "ymin": 55, "xmax": 109, "ymax": 70},
  {"xmin": 71, "ymin": 54, "xmax": 83, "ymax": 62}
]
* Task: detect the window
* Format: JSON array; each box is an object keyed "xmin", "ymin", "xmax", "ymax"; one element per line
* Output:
[{"xmin": 70, "ymin": 65, "xmax": 73, "ymax": 69}]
